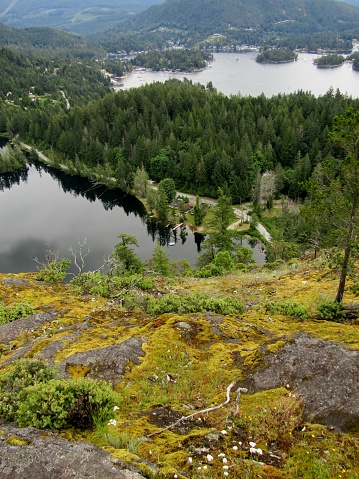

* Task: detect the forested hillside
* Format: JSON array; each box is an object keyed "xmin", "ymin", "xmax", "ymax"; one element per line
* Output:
[
  {"xmin": 0, "ymin": 47, "xmax": 111, "ymax": 108},
  {"xmin": 0, "ymin": 23, "xmax": 105, "ymax": 58},
  {"xmin": 96, "ymin": 0, "xmax": 359, "ymax": 51},
  {"xmin": 4, "ymin": 79, "xmax": 358, "ymax": 201},
  {"xmin": 0, "ymin": 0, "xmax": 163, "ymax": 34}
]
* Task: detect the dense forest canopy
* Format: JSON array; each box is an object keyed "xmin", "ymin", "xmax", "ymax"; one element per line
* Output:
[
  {"xmin": 3, "ymin": 78, "xmax": 359, "ymax": 203},
  {"xmin": 129, "ymin": 49, "xmax": 213, "ymax": 71},
  {"xmin": 0, "ymin": 23, "xmax": 105, "ymax": 59},
  {"xmin": 0, "ymin": 47, "xmax": 111, "ymax": 108},
  {"xmin": 256, "ymin": 48, "xmax": 298, "ymax": 63},
  {"xmin": 314, "ymin": 53, "xmax": 346, "ymax": 67}
]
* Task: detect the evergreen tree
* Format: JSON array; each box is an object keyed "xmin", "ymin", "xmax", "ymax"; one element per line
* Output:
[
  {"xmin": 156, "ymin": 189, "xmax": 170, "ymax": 222},
  {"xmin": 149, "ymin": 242, "xmax": 171, "ymax": 276},
  {"xmin": 158, "ymin": 177, "xmax": 176, "ymax": 203},
  {"xmin": 112, "ymin": 234, "xmax": 143, "ymax": 274},
  {"xmin": 133, "ymin": 166, "xmax": 148, "ymax": 198},
  {"xmin": 301, "ymin": 108, "xmax": 359, "ymax": 302},
  {"xmin": 193, "ymin": 195, "xmax": 204, "ymax": 226}
]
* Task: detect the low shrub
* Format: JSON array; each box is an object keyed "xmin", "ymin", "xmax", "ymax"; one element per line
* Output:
[
  {"xmin": 0, "ymin": 301, "xmax": 34, "ymax": 325},
  {"xmin": 0, "ymin": 358, "xmax": 120, "ymax": 430},
  {"xmin": 16, "ymin": 378, "xmax": 119, "ymax": 430},
  {"xmin": 316, "ymin": 300, "xmax": 344, "ymax": 321},
  {"xmin": 263, "ymin": 300, "xmax": 309, "ymax": 319},
  {"xmin": 146, "ymin": 293, "xmax": 245, "ymax": 315},
  {"xmin": 262, "ymin": 259, "xmax": 285, "ymax": 271},
  {"xmin": 71, "ymin": 272, "xmax": 155, "ymax": 297},
  {"xmin": 36, "ymin": 259, "xmax": 71, "ymax": 283}
]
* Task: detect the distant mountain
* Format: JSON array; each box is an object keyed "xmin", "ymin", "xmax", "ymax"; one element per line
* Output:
[
  {"xmin": 0, "ymin": 0, "xmax": 163, "ymax": 35},
  {"xmin": 102, "ymin": 0, "xmax": 359, "ymax": 49},
  {"xmin": 340, "ymin": 0, "xmax": 359, "ymax": 6},
  {"xmin": 0, "ymin": 23, "xmax": 105, "ymax": 58}
]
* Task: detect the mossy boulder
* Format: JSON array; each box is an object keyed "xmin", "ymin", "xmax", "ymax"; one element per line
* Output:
[
  {"xmin": 58, "ymin": 337, "xmax": 146, "ymax": 385},
  {"xmin": 240, "ymin": 332, "xmax": 359, "ymax": 432}
]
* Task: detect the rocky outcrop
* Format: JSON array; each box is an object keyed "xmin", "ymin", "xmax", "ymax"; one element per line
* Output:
[
  {"xmin": 58, "ymin": 337, "xmax": 147, "ymax": 385},
  {"xmin": 0, "ymin": 424, "xmax": 146, "ymax": 479},
  {"xmin": 0, "ymin": 312, "xmax": 56, "ymax": 345},
  {"xmin": 241, "ymin": 333, "xmax": 359, "ymax": 432}
]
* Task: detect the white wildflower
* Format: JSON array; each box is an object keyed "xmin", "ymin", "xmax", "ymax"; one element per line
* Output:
[
  {"xmin": 223, "ymin": 465, "xmax": 229, "ymax": 470},
  {"xmin": 107, "ymin": 419, "xmax": 117, "ymax": 426},
  {"xmin": 203, "ymin": 465, "xmax": 208, "ymax": 470},
  {"xmin": 222, "ymin": 457, "xmax": 228, "ymax": 464},
  {"xmin": 233, "ymin": 446, "xmax": 238, "ymax": 451},
  {"xmin": 249, "ymin": 441, "xmax": 256, "ymax": 448},
  {"xmin": 218, "ymin": 453, "xmax": 226, "ymax": 457},
  {"xmin": 224, "ymin": 472, "xmax": 229, "ymax": 477},
  {"xmin": 188, "ymin": 457, "xmax": 193, "ymax": 463},
  {"xmin": 113, "ymin": 406, "xmax": 120, "ymax": 411},
  {"xmin": 207, "ymin": 454, "xmax": 214, "ymax": 462},
  {"xmin": 221, "ymin": 429, "xmax": 227, "ymax": 435}
]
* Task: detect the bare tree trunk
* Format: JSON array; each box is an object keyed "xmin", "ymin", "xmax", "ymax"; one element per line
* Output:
[
  {"xmin": 335, "ymin": 192, "xmax": 358, "ymax": 303},
  {"xmin": 335, "ymin": 243, "xmax": 351, "ymax": 303}
]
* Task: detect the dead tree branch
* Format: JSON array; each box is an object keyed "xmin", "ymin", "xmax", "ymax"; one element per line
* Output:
[{"xmin": 146, "ymin": 382, "xmax": 247, "ymax": 438}]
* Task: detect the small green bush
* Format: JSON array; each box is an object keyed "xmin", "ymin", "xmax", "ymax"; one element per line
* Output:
[
  {"xmin": 0, "ymin": 301, "xmax": 34, "ymax": 325},
  {"xmin": 235, "ymin": 263, "xmax": 248, "ymax": 272},
  {"xmin": 263, "ymin": 300, "xmax": 309, "ymax": 319},
  {"xmin": 71, "ymin": 272, "xmax": 155, "ymax": 297},
  {"xmin": 262, "ymin": 260, "xmax": 285, "ymax": 271},
  {"xmin": 146, "ymin": 293, "xmax": 245, "ymax": 315},
  {"xmin": 36, "ymin": 259, "xmax": 71, "ymax": 283},
  {"xmin": 316, "ymin": 300, "xmax": 344, "ymax": 321},
  {"xmin": 0, "ymin": 359, "xmax": 120, "ymax": 430},
  {"xmin": 0, "ymin": 358, "xmax": 58, "ymax": 421},
  {"xmin": 16, "ymin": 378, "xmax": 119, "ymax": 430}
]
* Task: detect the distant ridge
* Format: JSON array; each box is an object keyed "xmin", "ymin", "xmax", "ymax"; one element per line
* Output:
[
  {"xmin": 121, "ymin": 0, "xmax": 359, "ymax": 33},
  {"xmin": 0, "ymin": 0, "xmax": 163, "ymax": 35},
  {"xmin": 0, "ymin": 23, "xmax": 105, "ymax": 58},
  {"xmin": 102, "ymin": 0, "xmax": 359, "ymax": 47}
]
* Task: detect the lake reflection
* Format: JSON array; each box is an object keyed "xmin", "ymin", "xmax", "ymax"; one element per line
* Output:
[{"xmin": 0, "ymin": 162, "xmax": 265, "ymax": 273}]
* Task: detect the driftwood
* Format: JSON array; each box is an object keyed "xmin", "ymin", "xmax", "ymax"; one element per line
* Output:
[{"xmin": 146, "ymin": 382, "xmax": 247, "ymax": 438}]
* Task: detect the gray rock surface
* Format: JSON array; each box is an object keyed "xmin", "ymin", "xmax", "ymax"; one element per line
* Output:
[
  {"xmin": 59, "ymin": 337, "xmax": 146, "ymax": 385},
  {"xmin": 3, "ymin": 278, "xmax": 31, "ymax": 287},
  {"xmin": 0, "ymin": 312, "xmax": 56, "ymax": 345},
  {"xmin": 0, "ymin": 424, "xmax": 146, "ymax": 479},
  {"xmin": 241, "ymin": 333, "xmax": 359, "ymax": 432}
]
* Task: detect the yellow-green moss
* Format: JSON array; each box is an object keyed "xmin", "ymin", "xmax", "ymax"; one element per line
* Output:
[
  {"xmin": 67, "ymin": 364, "xmax": 91, "ymax": 379},
  {"xmin": 1, "ymin": 260, "xmax": 359, "ymax": 479},
  {"xmin": 5, "ymin": 435, "xmax": 30, "ymax": 446},
  {"xmin": 267, "ymin": 340, "xmax": 286, "ymax": 353}
]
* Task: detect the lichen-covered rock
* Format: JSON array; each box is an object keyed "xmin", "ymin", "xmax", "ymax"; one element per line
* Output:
[
  {"xmin": 59, "ymin": 337, "xmax": 146, "ymax": 385},
  {"xmin": 0, "ymin": 424, "xmax": 146, "ymax": 479},
  {"xmin": 0, "ymin": 312, "xmax": 56, "ymax": 345},
  {"xmin": 241, "ymin": 332, "xmax": 359, "ymax": 432},
  {"xmin": 3, "ymin": 278, "xmax": 30, "ymax": 288}
]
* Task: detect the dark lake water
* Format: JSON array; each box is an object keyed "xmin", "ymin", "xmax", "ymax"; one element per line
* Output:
[{"xmin": 0, "ymin": 162, "xmax": 264, "ymax": 273}]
